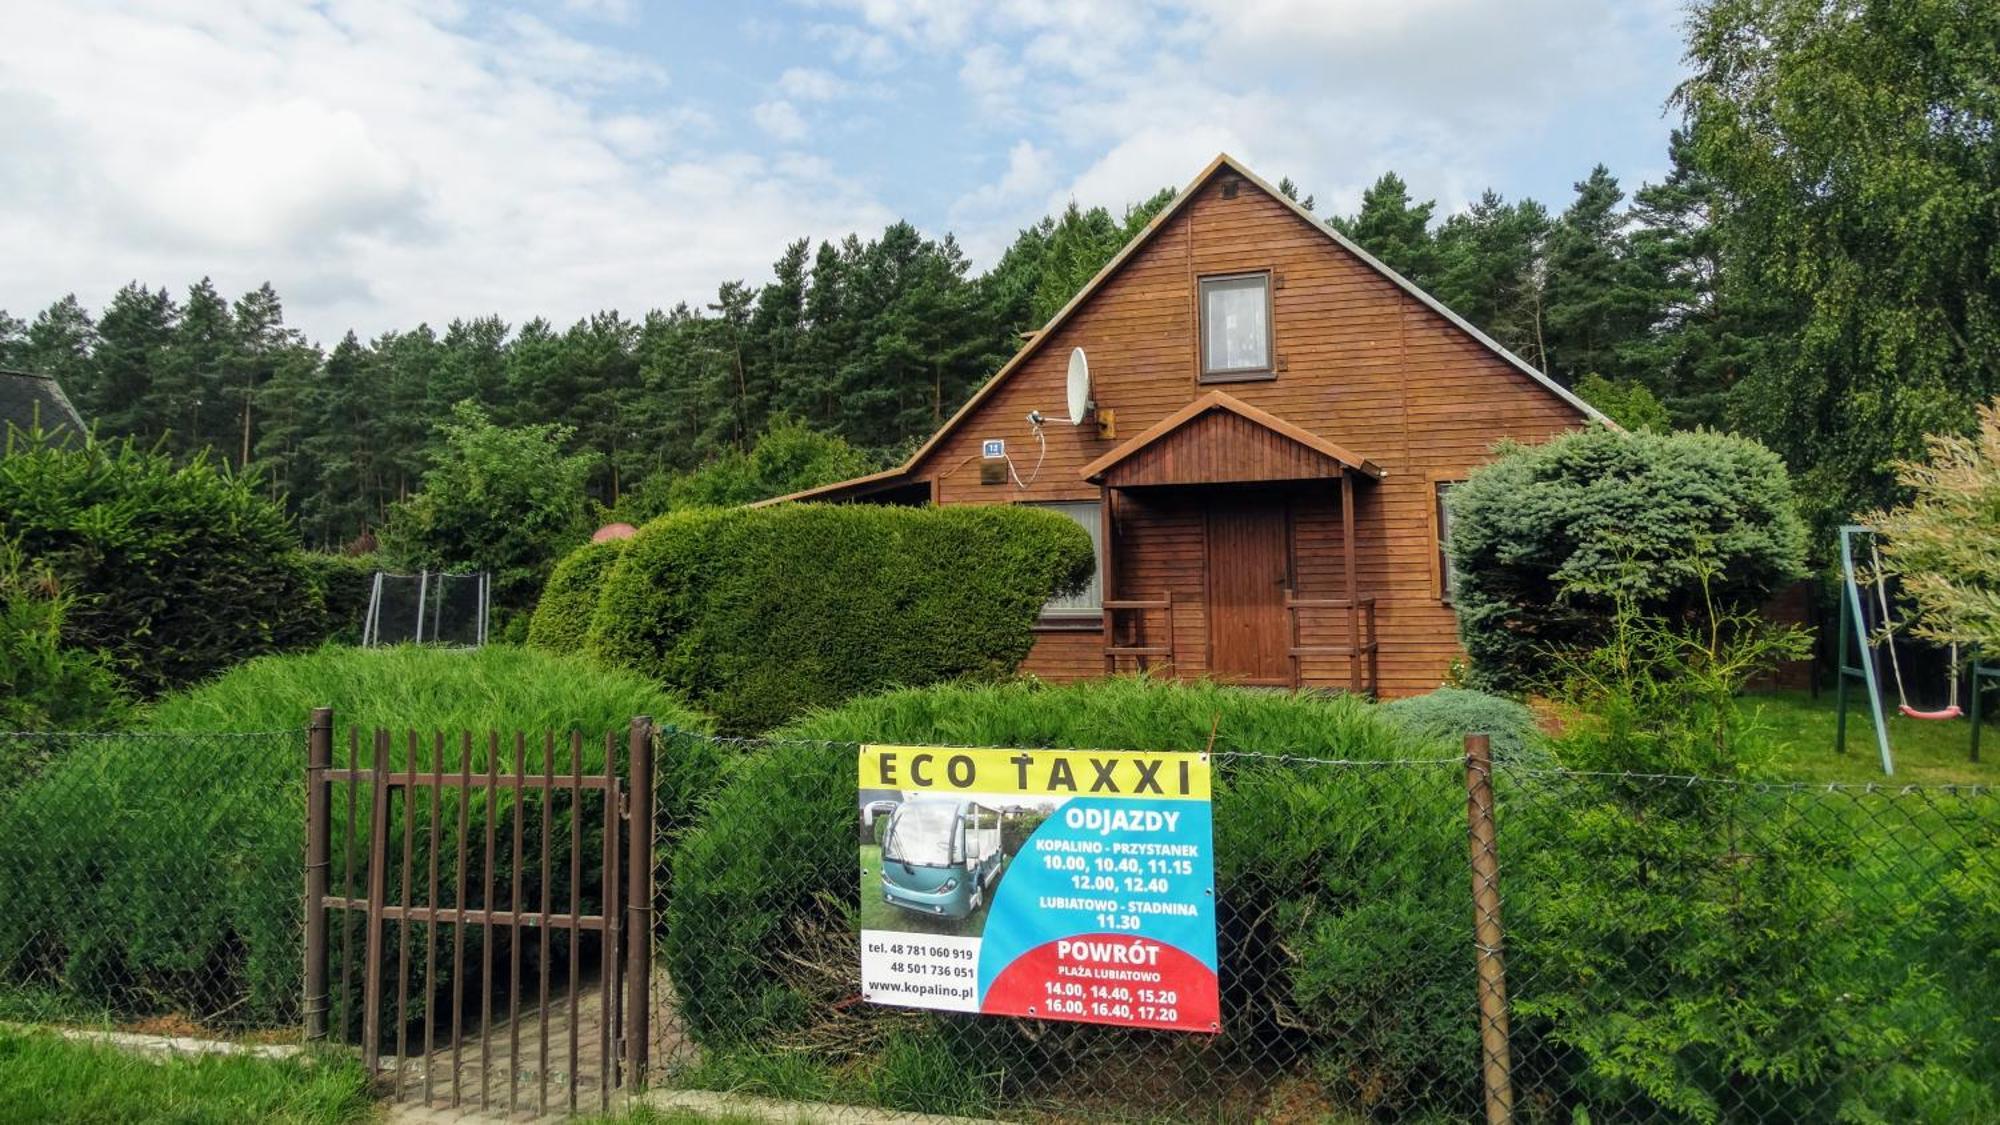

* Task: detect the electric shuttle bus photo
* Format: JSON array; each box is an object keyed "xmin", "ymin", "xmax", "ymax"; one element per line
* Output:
[{"xmin": 878, "ymin": 797, "xmax": 1004, "ymax": 922}]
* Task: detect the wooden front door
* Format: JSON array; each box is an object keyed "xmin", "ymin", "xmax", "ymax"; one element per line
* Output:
[{"xmin": 1206, "ymin": 493, "xmax": 1292, "ymax": 684}]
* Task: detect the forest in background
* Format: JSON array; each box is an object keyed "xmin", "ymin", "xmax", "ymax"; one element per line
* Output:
[{"xmin": 3, "ymin": 0, "xmax": 1994, "ymax": 554}]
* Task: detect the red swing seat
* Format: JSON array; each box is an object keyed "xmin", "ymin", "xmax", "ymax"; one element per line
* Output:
[{"xmin": 1899, "ymin": 703, "xmax": 1963, "ymax": 721}]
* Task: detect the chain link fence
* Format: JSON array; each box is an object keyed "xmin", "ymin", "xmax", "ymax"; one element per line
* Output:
[
  {"xmin": 0, "ymin": 729, "xmax": 306, "ymax": 1034},
  {"xmin": 649, "ymin": 731, "xmax": 2000, "ymax": 1123},
  {"xmin": 1, "ymin": 723, "xmax": 1993, "ymax": 1121}
]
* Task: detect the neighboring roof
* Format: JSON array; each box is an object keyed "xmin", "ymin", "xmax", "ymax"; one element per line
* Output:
[
  {"xmin": 0, "ymin": 368, "xmax": 86, "ymax": 441},
  {"xmin": 754, "ymin": 465, "xmax": 918, "ymax": 507},
  {"xmin": 1080, "ymin": 391, "xmax": 1384, "ymax": 486},
  {"xmin": 767, "ymin": 152, "xmax": 1608, "ymax": 506}
]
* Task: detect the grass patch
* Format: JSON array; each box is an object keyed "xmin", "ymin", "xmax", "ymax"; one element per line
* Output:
[
  {"xmin": 0, "ymin": 1028, "xmax": 373, "ymax": 1123},
  {"xmin": 1751, "ymin": 689, "xmax": 2000, "ymax": 786}
]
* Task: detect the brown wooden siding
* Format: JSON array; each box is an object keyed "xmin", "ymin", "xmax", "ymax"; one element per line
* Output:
[{"xmin": 914, "ymin": 168, "xmax": 1587, "ymax": 697}]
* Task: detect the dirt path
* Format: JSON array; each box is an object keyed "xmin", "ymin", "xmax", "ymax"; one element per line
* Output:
[{"xmin": 382, "ymin": 965, "xmax": 691, "ymax": 1120}]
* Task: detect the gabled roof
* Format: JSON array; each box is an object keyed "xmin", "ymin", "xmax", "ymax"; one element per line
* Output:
[
  {"xmin": 1080, "ymin": 391, "xmax": 1383, "ymax": 486},
  {"xmin": 0, "ymin": 369, "xmax": 86, "ymax": 442},
  {"xmin": 765, "ymin": 152, "xmax": 1607, "ymax": 506}
]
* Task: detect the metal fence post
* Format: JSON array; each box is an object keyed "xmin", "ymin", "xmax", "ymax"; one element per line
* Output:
[
  {"xmin": 1465, "ymin": 733, "xmax": 1514, "ymax": 1124},
  {"xmin": 624, "ymin": 716, "xmax": 654, "ymax": 1087},
  {"xmin": 304, "ymin": 707, "xmax": 334, "ymax": 1041}
]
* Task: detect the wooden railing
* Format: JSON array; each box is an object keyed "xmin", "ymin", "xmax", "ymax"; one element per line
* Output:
[
  {"xmin": 1286, "ymin": 593, "xmax": 1379, "ymax": 695},
  {"xmin": 1103, "ymin": 592, "xmax": 1176, "ymax": 675}
]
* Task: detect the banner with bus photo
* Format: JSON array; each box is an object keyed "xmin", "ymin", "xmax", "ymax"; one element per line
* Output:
[{"xmin": 857, "ymin": 745, "xmax": 1219, "ymax": 1033}]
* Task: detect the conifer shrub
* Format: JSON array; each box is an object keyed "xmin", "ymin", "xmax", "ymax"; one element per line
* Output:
[
  {"xmin": 0, "ymin": 540, "xmax": 128, "ymax": 743},
  {"xmin": 588, "ymin": 504, "xmax": 1094, "ymax": 733},
  {"xmin": 0, "ymin": 645, "xmax": 709, "ymax": 1030},
  {"xmin": 302, "ymin": 552, "xmax": 378, "ymax": 646},
  {"xmin": 527, "ymin": 538, "xmax": 627, "ymax": 653},
  {"xmin": 1447, "ymin": 426, "xmax": 1807, "ymax": 692},
  {"xmin": 663, "ymin": 679, "xmax": 1473, "ymax": 1114},
  {"xmin": 0, "ymin": 433, "xmax": 324, "ymax": 695},
  {"xmin": 1380, "ymin": 687, "xmax": 1552, "ymax": 767}
]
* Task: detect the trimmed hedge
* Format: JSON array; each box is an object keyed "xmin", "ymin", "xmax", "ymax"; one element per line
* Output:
[
  {"xmin": 0, "ymin": 435, "xmax": 325, "ymax": 696},
  {"xmin": 302, "ymin": 553, "xmax": 378, "ymax": 646},
  {"xmin": 587, "ymin": 504, "xmax": 1094, "ymax": 733},
  {"xmin": 665, "ymin": 679, "xmax": 1470, "ymax": 1114},
  {"xmin": 0, "ymin": 645, "xmax": 711, "ymax": 1030},
  {"xmin": 527, "ymin": 539, "xmax": 627, "ymax": 653},
  {"xmin": 1448, "ymin": 426, "xmax": 1807, "ymax": 692}
]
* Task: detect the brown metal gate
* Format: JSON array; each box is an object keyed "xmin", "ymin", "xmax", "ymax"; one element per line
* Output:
[{"xmin": 304, "ymin": 710, "xmax": 655, "ymax": 1114}]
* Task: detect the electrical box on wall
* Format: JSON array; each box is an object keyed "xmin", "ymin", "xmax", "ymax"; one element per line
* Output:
[
  {"xmin": 980, "ymin": 461, "xmax": 1006, "ymax": 485},
  {"xmin": 1096, "ymin": 409, "xmax": 1116, "ymax": 440}
]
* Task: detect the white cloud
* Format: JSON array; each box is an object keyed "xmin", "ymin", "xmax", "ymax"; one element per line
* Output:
[
  {"xmin": 949, "ymin": 138, "xmax": 1059, "ymax": 260},
  {"xmin": 777, "ymin": 66, "xmax": 850, "ymax": 101},
  {"xmin": 851, "ymin": 0, "xmax": 1682, "ymax": 262},
  {"xmin": 958, "ymin": 43, "xmax": 1023, "ymax": 117},
  {"xmin": 0, "ymin": 1, "xmax": 893, "ymax": 343},
  {"xmin": 753, "ymin": 99, "xmax": 809, "ymax": 142},
  {"xmin": 145, "ymin": 98, "xmax": 422, "ymax": 250},
  {"xmin": 809, "ymin": 23, "xmax": 900, "ymax": 71},
  {"xmin": 562, "ymin": 0, "xmax": 638, "ymax": 22}
]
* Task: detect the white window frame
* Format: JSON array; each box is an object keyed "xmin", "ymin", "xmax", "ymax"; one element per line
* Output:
[
  {"xmin": 1435, "ymin": 480, "xmax": 1463, "ymax": 604},
  {"xmin": 1198, "ymin": 271, "xmax": 1276, "ymax": 383},
  {"xmin": 1027, "ymin": 500, "xmax": 1103, "ymax": 620}
]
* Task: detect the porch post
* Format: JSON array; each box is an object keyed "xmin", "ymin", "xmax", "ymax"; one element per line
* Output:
[
  {"xmin": 1101, "ymin": 483, "xmax": 1118, "ymax": 675},
  {"xmin": 1342, "ymin": 471, "xmax": 1360, "ymax": 695}
]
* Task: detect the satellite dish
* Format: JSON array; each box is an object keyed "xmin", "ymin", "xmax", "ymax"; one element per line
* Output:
[{"xmin": 1066, "ymin": 347, "xmax": 1092, "ymax": 425}]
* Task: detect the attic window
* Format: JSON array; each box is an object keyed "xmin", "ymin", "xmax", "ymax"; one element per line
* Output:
[{"xmin": 1199, "ymin": 272, "xmax": 1274, "ymax": 382}]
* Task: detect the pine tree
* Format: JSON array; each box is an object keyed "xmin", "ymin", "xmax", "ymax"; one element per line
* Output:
[
  {"xmin": 1432, "ymin": 191, "xmax": 1554, "ymax": 366},
  {"xmin": 561, "ymin": 310, "xmax": 641, "ymax": 503},
  {"xmin": 1334, "ymin": 173, "xmax": 1438, "ymax": 286},
  {"xmin": 0, "ymin": 311, "xmax": 26, "ymax": 370},
  {"xmin": 1541, "ymin": 166, "xmax": 1661, "ymax": 386},
  {"xmin": 227, "ymin": 283, "xmax": 301, "ymax": 470},
  {"xmin": 158, "ymin": 278, "xmax": 234, "ymax": 459},
  {"xmin": 89, "ymin": 284, "xmax": 179, "ymax": 441},
  {"xmin": 21, "ymin": 296, "xmax": 97, "ymax": 407},
  {"xmin": 437, "ymin": 317, "xmax": 510, "ymax": 414}
]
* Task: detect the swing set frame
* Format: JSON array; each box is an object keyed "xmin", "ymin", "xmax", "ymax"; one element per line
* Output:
[{"xmin": 1834, "ymin": 525, "xmax": 1990, "ymax": 774}]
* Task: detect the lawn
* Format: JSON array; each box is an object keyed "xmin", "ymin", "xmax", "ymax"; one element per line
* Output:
[
  {"xmin": 0, "ymin": 1028, "xmax": 374, "ymax": 1124},
  {"xmin": 856, "ymin": 844, "xmax": 999, "ymax": 937},
  {"xmin": 1749, "ymin": 688, "xmax": 2000, "ymax": 786}
]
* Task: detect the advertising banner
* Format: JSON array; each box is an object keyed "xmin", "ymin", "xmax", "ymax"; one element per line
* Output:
[{"xmin": 858, "ymin": 745, "xmax": 1219, "ymax": 1033}]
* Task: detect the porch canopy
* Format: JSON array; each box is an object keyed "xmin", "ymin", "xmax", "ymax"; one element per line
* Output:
[
  {"xmin": 1079, "ymin": 391, "xmax": 1383, "ymax": 488},
  {"xmin": 1079, "ymin": 391, "xmax": 1384, "ymax": 693}
]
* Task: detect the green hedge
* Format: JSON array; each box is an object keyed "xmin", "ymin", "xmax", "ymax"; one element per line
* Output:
[
  {"xmin": 587, "ymin": 504, "xmax": 1093, "ymax": 733},
  {"xmin": 1448, "ymin": 426, "xmax": 1807, "ymax": 692},
  {"xmin": 0, "ymin": 645, "xmax": 712, "ymax": 1031},
  {"xmin": 0, "ymin": 434, "xmax": 324, "ymax": 696},
  {"xmin": 665, "ymin": 679, "xmax": 1470, "ymax": 1115},
  {"xmin": 303, "ymin": 553, "xmax": 378, "ymax": 646},
  {"xmin": 527, "ymin": 539, "xmax": 627, "ymax": 653}
]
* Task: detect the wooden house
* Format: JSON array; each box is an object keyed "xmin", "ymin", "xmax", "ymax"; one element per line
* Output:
[{"xmin": 773, "ymin": 155, "xmax": 1608, "ymax": 697}]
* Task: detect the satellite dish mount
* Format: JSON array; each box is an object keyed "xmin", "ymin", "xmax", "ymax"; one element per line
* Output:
[
  {"xmin": 1067, "ymin": 347, "xmax": 1114, "ymax": 438},
  {"xmin": 1066, "ymin": 347, "xmax": 1092, "ymax": 425}
]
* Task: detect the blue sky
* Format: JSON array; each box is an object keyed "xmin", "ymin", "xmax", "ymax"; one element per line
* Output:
[{"xmin": 0, "ymin": 1, "xmax": 1691, "ymax": 345}]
